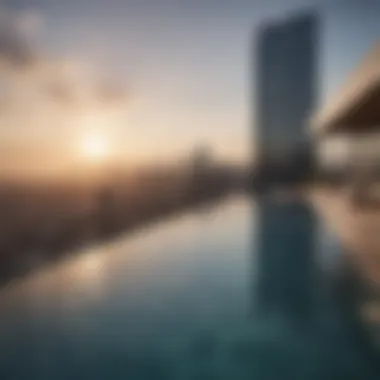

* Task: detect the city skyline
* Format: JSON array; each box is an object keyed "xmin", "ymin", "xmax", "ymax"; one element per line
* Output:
[{"xmin": 0, "ymin": 0, "xmax": 380, "ymax": 178}]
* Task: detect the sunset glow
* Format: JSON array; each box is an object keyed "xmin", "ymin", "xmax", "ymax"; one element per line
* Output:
[{"xmin": 80, "ymin": 132, "xmax": 109, "ymax": 161}]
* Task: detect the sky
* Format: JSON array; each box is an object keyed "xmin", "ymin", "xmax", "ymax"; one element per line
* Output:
[{"xmin": 1, "ymin": 0, "xmax": 380, "ymax": 178}]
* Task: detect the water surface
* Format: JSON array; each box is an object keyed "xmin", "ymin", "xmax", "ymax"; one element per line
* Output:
[{"xmin": 0, "ymin": 194, "xmax": 379, "ymax": 379}]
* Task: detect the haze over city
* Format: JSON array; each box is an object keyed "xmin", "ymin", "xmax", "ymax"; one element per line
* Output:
[
  {"xmin": 1, "ymin": 1, "xmax": 380, "ymax": 379},
  {"xmin": 0, "ymin": 0, "xmax": 379, "ymax": 180}
]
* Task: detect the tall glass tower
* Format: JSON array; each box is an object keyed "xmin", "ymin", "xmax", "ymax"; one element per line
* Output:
[{"xmin": 255, "ymin": 12, "xmax": 318, "ymax": 165}]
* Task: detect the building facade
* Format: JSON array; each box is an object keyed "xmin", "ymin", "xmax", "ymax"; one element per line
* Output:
[{"xmin": 255, "ymin": 13, "xmax": 318, "ymax": 165}]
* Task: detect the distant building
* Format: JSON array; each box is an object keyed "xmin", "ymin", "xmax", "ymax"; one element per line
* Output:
[
  {"xmin": 255, "ymin": 13, "xmax": 318, "ymax": 167},
  {"xmin": 96, "ymin": 187, "xmax": 114, "ymax": 236},
  {"xmin": 191, "ymin": 145, "xmax": 213, "ymax": 172}
]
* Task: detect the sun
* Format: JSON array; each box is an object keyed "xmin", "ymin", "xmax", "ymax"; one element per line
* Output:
[{"xmin": 81, "ymin": 132, "xmax": 109, "ymax": 160}]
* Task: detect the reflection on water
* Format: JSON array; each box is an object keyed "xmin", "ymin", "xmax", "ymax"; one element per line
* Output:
[
  {"xmin": 254, "ymin": 199, "xmax": 316, "ymax": 324},
  {"xmin": 0, "ymin": 194, "xmax": 380, "ymax": 379}
]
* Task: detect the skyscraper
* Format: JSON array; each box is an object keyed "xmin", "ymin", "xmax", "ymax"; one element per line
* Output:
[
  {"xmin": 255, "ymin": 12, "xmax": 318, "ymax": 165},
  {"xmin": 252, "ymin": 13, "xmax": 318, "ymax": 323}
]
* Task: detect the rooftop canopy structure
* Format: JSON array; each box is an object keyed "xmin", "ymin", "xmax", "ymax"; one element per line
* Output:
[{"xmin": 311, "ymin": 43, "xmax": 380, "ymax": 136}]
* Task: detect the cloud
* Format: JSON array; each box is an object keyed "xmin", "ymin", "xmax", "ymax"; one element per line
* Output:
[
  {"xmin": 15, "ymin": 10, "xmax": 43, "ymax": 37},
  {"xmin": 97, "ymin": 80, "xmax": 130, "ymax": 106},
  {"xmin": 0, "ymin": 9, "xmax": 37, "ymax": 66},
  {"xmin": 0, "ymin": 7, "xmax": 130, "ymax": 145}
]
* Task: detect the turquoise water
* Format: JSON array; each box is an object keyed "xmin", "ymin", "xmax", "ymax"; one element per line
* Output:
[{"xmin": 0, "ymin": 195, "xmax": 379, "ymax": 379}]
